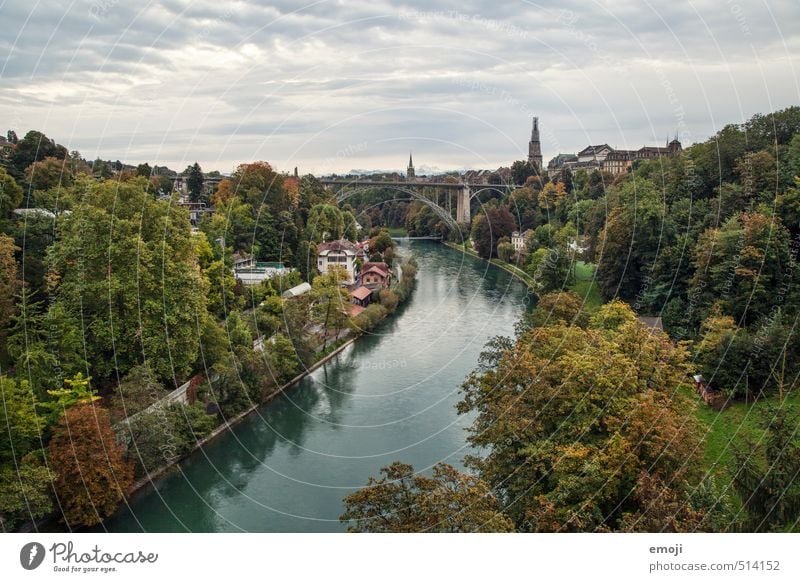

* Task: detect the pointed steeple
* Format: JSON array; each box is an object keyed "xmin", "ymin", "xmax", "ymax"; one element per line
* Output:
[
  {"xmin": 528, "ymin": 116, "xmax": 543, "ymax": 170},
  {"xmin": 406, "ymin": 151, "xmax": 415, "ymax": 180}
]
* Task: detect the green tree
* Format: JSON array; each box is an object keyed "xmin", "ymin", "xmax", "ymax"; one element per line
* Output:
[
  {"xmin": 0, "ymin": 376, "xmax": 43, "ymax": 463},
  {"xmin": 24, "ymin": 156, "xmax": 73, "ymax": 191},
  {"xmin": 40, "ymin": 373, "xmax": 100, "ymax": 423},
  {"xmin": 0, "ymin": 463, "xmax": 54, "ymax": 531},
  {"xmin": 527, "ymin": 290, "xmax": 587, "ymax": 328},
  {"xmin": 136, "ymin": 162, "xmax": 152, "ymax": 178},
  {"xmin": 733, "ymin": 408, "xmax": 800, "ymax": 531},
  {"xmin": 186, "ymin": 162, "xmax": 204, "ymax": 203},
  {"xmin": 9, "ymin": 130, "xmax": 67, "ymax": 178},
  {"xmin": 0, "ymin": 166, "xmax": 23, "ymax": 218},
  {"xmin": 510, "ymin": 160, "xmax": 537, "ymax": 185},
  {"xmin": 108, "ymin": 363, "xmax": 162, "ymax": 424},
  {"xmin": 312, "ymin": 267, "xmax": 351, "ymax": 349},
  {"xmin": 48, "ymin": 178, "xmax": 209, "ymax": 381},
  {"xmin": 0, "ymin": 234, "xmax": 19, "ymax": 339},
  {"xmin": 305, "ymin": 204, "xmax": 347, "ymax": 243}
]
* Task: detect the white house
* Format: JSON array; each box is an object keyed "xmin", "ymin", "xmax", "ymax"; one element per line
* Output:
[
  {"xmin": 511, "ymin": 229, "xmax": 533, "ymax": 252},
  {"xmin": 316, "ymin": 239, "xmax": 364, "ymax": 284}
]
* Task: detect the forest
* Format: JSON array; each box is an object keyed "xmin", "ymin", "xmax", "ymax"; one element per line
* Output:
[{"xmin": 0, "ymin": 133, "xmax": 414, "ymax": 531}]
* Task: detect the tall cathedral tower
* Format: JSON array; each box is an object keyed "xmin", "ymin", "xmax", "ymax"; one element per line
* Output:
[
  {"xmin": 407, "ymin": 152, "xmax": 415, "ymax": 180},
  {"xmin": 528, "ymin": 117, "xmax": 543, "ymax": 170}
]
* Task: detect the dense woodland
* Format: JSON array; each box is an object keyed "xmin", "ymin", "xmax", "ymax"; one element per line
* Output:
[
  {"xmin": 2, "ymin": 106, "xmax": 799, "ymax": 532},
  {"xmin": 342, "ymin": 107, "xmax": 800, "ymax": 532},
  {"xmin": 0, "ymin": 133, "xmax": 414, "ymax": 531}
]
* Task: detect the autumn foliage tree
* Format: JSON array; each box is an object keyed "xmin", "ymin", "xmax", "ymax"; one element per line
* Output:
[
  {"xmin": 341, "ymin": 462, "xmax": 514, "ymax": 532},
  {"xmin": 458, "ymin": 301, "xmax": 704, "ymax": 531},
  {"xmin": 48, "ymin": 403, "xmax": 133, "ymax": 528},
  {"xmin": 470, "ymin": 205, "xmax": 516, "ymax": 259}
]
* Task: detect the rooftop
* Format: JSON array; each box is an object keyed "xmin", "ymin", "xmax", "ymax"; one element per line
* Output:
[{"xmin": 351, "ymin": 286, "xmax": 373, "ymax": 301}]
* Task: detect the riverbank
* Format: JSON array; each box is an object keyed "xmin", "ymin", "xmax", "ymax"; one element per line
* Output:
[
  {"xmin": 442, "ymin": 240, "xmax": 537, "ymax": 290},
  {"xmin": 123, "ymin": 335, "xmax": 359, "ymax": 500},
  {"xmin": 116, "ymin": 255, "xmax": 420, "ymax": 515}
]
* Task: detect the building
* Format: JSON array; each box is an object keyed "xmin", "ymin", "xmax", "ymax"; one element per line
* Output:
[
  {"xmin": 351, "ymin": 286, "xmax": 373, "ymax": 308},
  {"xmin": 602, "ymin": 149, "xmax": 636, "ymax": 176},
  {"xmin": 179, "ymin": 200, "xmax": 213, "ymax": 227},
  {"xmin": 407, "ymin": 153, "xmax": 415, "ymax": 180},
  {"xmin": 577, "ymin": 144, "xmax": 614, "ymax": 164},
  {"xmin": 547, "ymin": 153, "xmax": 578, "ymax": 176},
  {"xmin": 528, "ymin": 117, "xmax": 543, "ymax": 171},
  {"xmin": 359, "ymin": 261, "xmax": 392, "ymax": 288},
  {"xmin": 282, "ymin": 282, "xmax": 312, "ymax": 298},
  {"xmin": 547, "ymin": 137, "xmax": 683, "ymax": 178},
  {"xmin": 231, "ymin": 252, "xmax": 291, "ymax": 285},
  {"xmin": 510, "ymin": 230, "xmax": 533, "ymax": 252},
  {"xmin": 603, "ymin": 139, "xmax": 683, "ymax": 176},
  {"xmin": 316, "ymin": 239, "xmax": 364, "ymax": 284}
]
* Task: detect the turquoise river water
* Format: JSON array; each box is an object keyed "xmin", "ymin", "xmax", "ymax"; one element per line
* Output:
[{"xmin": 105, "ymin": 240, "xmax": 529, "ymax": 532}]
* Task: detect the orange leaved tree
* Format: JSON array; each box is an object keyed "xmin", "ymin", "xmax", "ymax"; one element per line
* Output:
[{"xmin": 48, "ymin": 403, "xmax": 133, "ymax": 527}]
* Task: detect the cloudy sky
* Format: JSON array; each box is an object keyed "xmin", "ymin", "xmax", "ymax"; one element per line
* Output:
[{"xmin": 1, "ymin": 0, "xmax": 799, "ymax": 174}]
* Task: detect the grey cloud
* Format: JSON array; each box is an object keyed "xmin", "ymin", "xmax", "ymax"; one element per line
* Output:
[{"xmin": 1, "ymin": 0, "xmax": 798, "ymax": 172}]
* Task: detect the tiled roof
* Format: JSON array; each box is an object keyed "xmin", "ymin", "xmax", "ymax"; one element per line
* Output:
[
  {"xmin": 362, "ymin": 266, "xmax": 388, "ymax": 278},
  {"xmin": 317, "ymin": 239, "xmax": 358, "ymax": 252},
  {"xmin": 351, "ymin": 286, "xmax": 372, "ymax": 301}
]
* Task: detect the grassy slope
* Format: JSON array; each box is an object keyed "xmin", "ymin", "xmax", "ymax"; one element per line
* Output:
[
  {"xmin": 570, "ymin": 260, "xmax": 604, "ymax": 314},
  {"xmin": 692, "ymin": 388, "xmax": 800, "ymax": 476}
]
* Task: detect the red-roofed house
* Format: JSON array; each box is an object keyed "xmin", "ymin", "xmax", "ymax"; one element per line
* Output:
[
  {"xmin": 360, "ymin": 261, "xmax": 392, "ymax": 289},
  {"xmin": 351, "ymin": 285, "xmax": 373, "ymax": 308}
]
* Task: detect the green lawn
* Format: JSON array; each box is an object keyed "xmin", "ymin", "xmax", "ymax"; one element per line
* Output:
[
  {"xmin": 569, "ymin": 261, "xmax": 603, "ymax": 314},
  {"xmin": 692, "ymin": 388, "xmax": 800, "ymax": 477},
  {"xmin": 687, "ymin": 387, "xmax": 800, "ymax": 525}
]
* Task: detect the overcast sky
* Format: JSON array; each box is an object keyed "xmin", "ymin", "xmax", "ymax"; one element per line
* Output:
[{"xmin": 1, "ymin": 0, "xmax": 799, "ymax": 174}]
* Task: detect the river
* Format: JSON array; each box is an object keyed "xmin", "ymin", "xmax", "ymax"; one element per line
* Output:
[{"xmin": 105, "ymin": 240, "xmax": 529, "ymax": 532}]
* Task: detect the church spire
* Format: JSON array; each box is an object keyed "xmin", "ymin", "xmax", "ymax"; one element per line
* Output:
[
  {"xmin": 528, "ymin": 116, "xmax": 543, "ymax": 171},
  {"xmin": 406, "ymin": 151, "xmax": 415, "ymax": 180}
]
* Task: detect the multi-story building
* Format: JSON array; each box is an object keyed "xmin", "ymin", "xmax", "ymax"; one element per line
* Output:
[
  {"xmin": 546, "ymin": 137, "xmax": 683, "ymax": 177},
  {"xmin": 316, "ymin": 239, "xmax": 366, "ymax": 284}
]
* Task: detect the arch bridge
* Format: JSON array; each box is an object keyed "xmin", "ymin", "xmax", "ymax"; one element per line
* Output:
[{"xmin": 319, "ymin": 178, "xmax": 513, "ymax": 224}]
